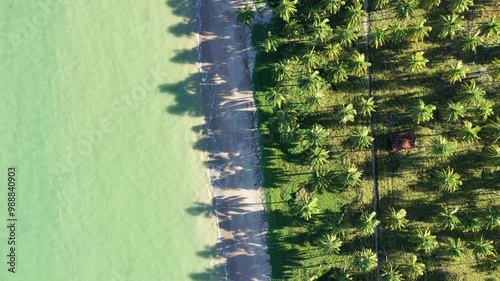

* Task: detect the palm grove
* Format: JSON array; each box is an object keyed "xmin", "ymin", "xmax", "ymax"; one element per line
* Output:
[{"xmin": 239, "ymin": 0, "xmax": 499, "ymax": 280}]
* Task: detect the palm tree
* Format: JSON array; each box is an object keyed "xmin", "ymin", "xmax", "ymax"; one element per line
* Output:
[
  {"xmin": 305, "ymin": 6, "xmax": 322, "ymax": 25},
  {"xmin": 390, "ymin": 24, "xmax": 408, "ymax": 44},
  {"xmin": 282, "ymin": 19, "xmax": 304, "ymax": 39},
  {"xmin": 444, "ymin": 101, "xmax": 466, "ymax": 122},
  {"xmin": 311, "ymin": 169, "xmax": 330, "ymax": 191},
  {"xmin": 446, "ymin": 60, "xmax": 467, "ymax": 83},
  {"xmin": 310, "ymin": 147, "xmax": 329, "ymax": 170},
  {"xmin": 337, "ymin": 103, "xmax": 357, "ymax": 124},
  {"xmin": 414, "ymin": 228, "xmax": 438, "ymax": 253},
  {"xmin": 487, "ymin": 254, "xmax": 500, "ymax": 270},
  {"xmin": 439, "ymin": 205, "xmax": 461, "ymax": 230},
  {"xmin": 275, "ymin": 0, "xmax": 298, "ymax": 22},
  {"xmin": 481, "ymin": 17, "xmax": 500, "ymax": 41},
  {"xmin": 470, "ymin": 237, "xmax": 495, "ymax": 259},
  {"xmin": 482, "ymin": 210, "xmax": 500, "ymax": 230},
  {"xmin": 320, "ymin": 233, "xmax": 342, "ymax": 254},
  {"xmin": 463, "ymin": 215, "xmax": 482, "ymax": 233},
  {"xmin": 381, "ymin": 263, "xmax": 404, "ymax": 281},
  {"xmin": 262, "ymin": 31, "xmax": 279, "ymax": 52},
  {"xmin": 444, "ymin": 238, "xmax": 467, "ymax": 261},
  {"xmin": 460, "ymin": 121, "xmax": 481, "ymax": 143},
  {"xmin": 304, "ymin": 124, "xmax": 328, "ymax": 148},
  {"xmin": 458, "ymin": 80, "xmax": 485, "ymax": 105},
  {"xmin": 339, "ymin": 165, "xmax": 362, "ymax": 188},
  {"xmin": 439, "ymin": 14, "xmax": 463, "ymax": 39},
  {"xmin": 300, "ymin": 71, "xmax": 324, "ymax": 92},
  {"xmin": 331, "ymin": 269, "xmax": 353, "ymax": 281},
  {"xmin": 278, "ymin": 121, "xmax": 299, "ymax": 145},
  {"xmin": 349, "ymin": 51, "xmax": 371, "ymax": 77},
  {"xmin": 236, "ymin": 5, "xmax": 255, "ymax": 26},
  {"xmin": 420, "ymin": 0, "xmax": 441, "ymax": 9},
  {"xmin": 351, "ymin": 127, "xmax": 374, "ymax": 149},
  {"xmin": 435, "ymin": 167, "xmax": 462, "ymax": 193},
  {"xmin": 273, "ymin": 60, "xmax": 294, "ymax": 83},
  {"xmin": 459, "ymin": 31, "xmax": 483, "ymax": 53},
  {"xmin": 404, "ymin": 52, "xmax": 429, "ymax": 73},
  {"xmin": 402, "ymin": 254, "xmax": 425, "ymax": 280},
  {"xmin": 476, "ymin": 100, "xmax": 494, "ymax": 121},
  {"xmin": 488, "ymin": 145, "xmax": 500, "ymax": 166},
  {"xmin": 430, "ymin": 137, "xmax": 454, "ymax": 157},
  {"xmin": 265, "ymin": 89, "xmax": 286, "ymax": 109},
  {"xmin": 322, "ymin": 0, "xmax": 346, "ymax": 15},
  {"xmin": 345, "ymin": 3, "xmax": 366, "ymax": 28},
  {"xmin": 386, "ymin": 207, "xmax": 408, "ymax": 230},
  {"xmin": 324, "ymin": 43, "xmax": 343, "ymax": 60},
  {"xmin": 448, "ymin": 0, "xmax": 474, "ymax": 14},
  {"xmin": 352, "ymin": 248, "xmax": 378, "ymax": 273},
  {"xmin": 327, "ymin": 60, "xmax": 349, "ymax": 84},
  {"xmin": 299, "ymin": 197, "xmax": 320, "ymax": 220},
  {"xmin": 302, "ymin": 50, "xmax": 322, "ymax": 72},
  {"xmin": 308, "ymin": 19, "xmax": 333, "ymax": 43},
  {"xmin": 370, "ymin": 28, "xmax": 388, "ymax": 49},
  {"xmin": 335, "ymin": 26, "xmax": 358, "ymax": 47},
  {"xmin": 409, "ymin": 99, "xmax": 436, "ymax": 124},
  {"xmin": 359, "ymin": 211, "xmax": 380, "ymax": 235},
  {"xmin": 395, "ymin": 0, "xmax": 418, "ymax": 20},
  {"xmin": 358, "ymin": 97, "xmax": 377, "ymax": 117},
  {"xmin": 409, "ymin": 20, "xmax": 432, "ymax": 42},
  {"xmin": 490, "ymin": 58, "xmax": 500, "ymax": 81}
]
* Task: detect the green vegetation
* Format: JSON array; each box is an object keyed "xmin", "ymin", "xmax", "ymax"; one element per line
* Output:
[{"xmin": 251, "ymin": 0, "xmax": 499, "ymax": 280}]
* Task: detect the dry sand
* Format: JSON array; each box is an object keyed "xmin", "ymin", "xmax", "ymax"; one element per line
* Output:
[{"xmin": 199, "ymin": 0, "xmax": 272, "ymax": 280}]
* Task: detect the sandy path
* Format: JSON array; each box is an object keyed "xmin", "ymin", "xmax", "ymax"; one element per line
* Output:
[{"xmin": 199, "ymin": 1, "xmax": 271, "ymax": 280}]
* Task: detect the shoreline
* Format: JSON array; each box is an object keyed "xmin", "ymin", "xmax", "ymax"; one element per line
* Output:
[{"xmin": 198, "ymin": 0, "xmax": 272, "ymax": 280}]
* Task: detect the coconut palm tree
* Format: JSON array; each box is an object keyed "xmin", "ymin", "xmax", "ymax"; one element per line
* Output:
[
  {"xmin": 481, "ymin": 17, "xmax": 500, "ymax": 41},
  {"xmin": 300, "ymin": 71, "xmax": 324, "ymax": 92},
  {"xmin": 490, "ymin": 58, "xmax": 500, "ymax": 81},
  {"xmin": 381, "ymin": 263, "xmax": 404, "ymax": 281},
  {"xmin": 358, "ymin": 97, "xmax": 377, "ymax": 117},
  {"xmin": 320, "ymin": 233, "xmax": 342, "ymax": 254},
  {"xmin": 409, "ymin": 99, "xmax": 436, "ymax": 124},
  {"xmin": 460, "ymin": 121, "xmax": 481, "ymax": 143},
  {"xmin": 395, "ymin": 0, "xmax": 418, "ymax": 20},
  {"xmin": 488, "ymin": 145, "xmax": 500, "ymax": 166},
  {"xmin": 337, "ymin": 103, "xmax": 357, "ymax": 124},
  {"xmin": 482, "ymin": 210, "xmax": 500, "ymax": 230},
  {"xmin": 470, "ymin": 237, "xmax": 495, "ymax": 259},
  {"xmin": 335, "ymin": 26, "xmax": 358, "ymax": 47},
  {"xmin": 349, "ymin": 51, "xmax": 371, "ymax": 77},
  {"xmin": 299, "ymin": 196, "xmax": 320, "ymax": 220},
  {"xmin": 351, "ymin": 127, "xmax": 374, "ymax": 149},
  {"xmin": 308, "ymin": 19, "xmax": 333, "ymax": 43},
  {"xmin": 339, "ymin": 165, "xmax": 363, "ymax": 188},
  {"xmin": 430, "ymin": 137, "xmax": 454, "ymax": 157},
  {"xmin": 305, "ymin": 6, "xmax": 322, "ymax": 25},
  {"xmin": 273, "ymin": 60, "xmax": 294, "ymax": 83},
  {"xmin": 435, "ymin": 166, "xmax": 462, "ymax": 193},
  {"xmin": 278, "ymin": 121, "xmax": 299, "ymax": 145},
  {"xmin": 444, "ymin": 238, "xmax": 467, "ymax": 261},
  {"xmin": 345, "ymin": 3, "xmax": 366, "ymax": 28},
  {"xmin": 439, "ymin": 14, "xmax": 463, "ymax": 39},
  {"xmin": 386, "ymin": 207, "xmax": 408, "ymax": 230},
  {"xmin": 404, "ymin": 52, "xmax": 429, "ymax": 73},
  {"xmin": 459, "ymin": 31, "xmax": 483, "ymax": 53},
  {"xmin": 448, "ymin": 0, "xmax": 474, "ymax": 14},
  {"xmin": 322, "ymin": 0, "xmax": 346, "ymax": 15},
  {"xmin": 402, "ymin": 254, "xmax": 425, "ymax": 280},
  {"xmin": 414, "ymin": 228, "xmax": 438, "ymax": 253},
  {"xmin": 370, "ymin": 28, "xmax": 388, "ymax": 49},
  {"xmin": 420, "ymin": 0, "xmax": 441, "ymax": 9},
  {"xmin": 304, "ymin": 124, "xmax": 328, "ymax": 148},
  {"xmin": 265, "ymin": 89, "xmax": 286, "ymax": 109},
  {"xmin": 390, "ymin": 24, "xmax": 408, "ymax": 44},
  {"xmin": 463, "ymin": 215, "xmax": 482, "ymax": 233},
  {"xmin": 439, "ymin": 205, "xmax": 461, "ymax": 230},
  {"xmin": 324, "ymin": 42, "xmax": 343, "ymax": 60},
  {"xmin": 236, "ymin": 5, "xmax": 255, "ymax": 26},
  {"xmin": 310, "ymin": 147, "xmax": 329, "ymax": 170},
  {"xmin": 458, "ymin": 80, "xmax": 485, "ymax": 105},
  {"xmin": 327, "ymin": 60, "xmax": 349, "ymax": 84},
  {"xmin": 444, "ymin": 101, "xmax": 466, "ymax": 122},
  {"xmin": 311, "ymin": 169, "xmax": 330, "ymax": 191},
  {"xmin": 359, "ymin": 211, "xmax": 380, "ymax": 235},
  {"xmin": 352, "ymin": 248, "xmax": 378, "ymax": 273},
  {"xmin": 302, "ymin": 50, "xmax": 322, "ymax": 72},
  {"xmin": 446, "ymin": 60, "xmax": 467, "ymax": 83},
  {"xmin": 487, "ymin": 254, "xmax": 500, "ymax": 270},
  {"xmin": 409, "ymin": 20, "xmax": 432, "ymax": 42},
  {"xmin": 275, "ymin": 0, "xmax": 298, "ymax": 22},
  {"xmin": 476, "ymin": 99, "xmax": 494, "ymax": 121},
  {"xmin": 374, "ymin": 0, "xmax": 390, "ymax": 9},
  {"xmin": 282, "ymin": 19, "xmax": 304, "ymax": 39},
  {"xmin": 262, "ymin": 31, "xmax": 279, "ymax": 52}
]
